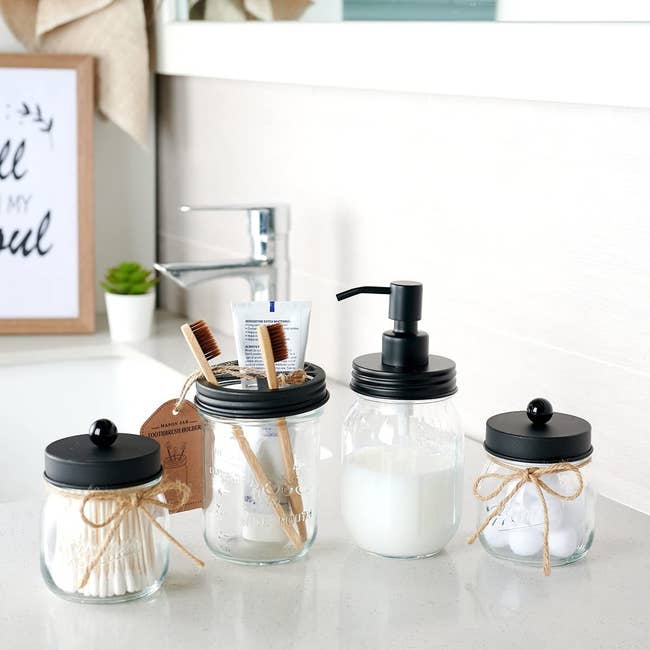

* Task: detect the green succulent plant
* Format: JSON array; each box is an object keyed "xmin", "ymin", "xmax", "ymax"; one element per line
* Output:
[{"xmin": 101, "ymin": 262, "xmax": 158, "ymax": 295}]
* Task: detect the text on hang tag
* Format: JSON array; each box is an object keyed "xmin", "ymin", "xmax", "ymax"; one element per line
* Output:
[{"xmin": 140, "ymin": 399, "xmax": 204, "ymax": 513}]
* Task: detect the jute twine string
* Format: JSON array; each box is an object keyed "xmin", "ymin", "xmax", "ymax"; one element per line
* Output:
[
  {"xmin": 172, "ymin": 364, "xmax": 309, "ymax": 415},
  {"xmin": 467, "ymin": 456, "xmax": 591, "ymax": 576},
  {"xmin": 76, "ymin": 480, "xmax": 205, "ymax": 589}
]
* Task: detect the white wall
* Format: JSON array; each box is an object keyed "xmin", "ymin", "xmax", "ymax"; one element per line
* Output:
[
  {"xmin": 0, "ymin": 17, "xmax": 156, "ymax": 314},
  {"xmin": 157, "ymin": 75, "xmax": 650, "ymax": 515}
]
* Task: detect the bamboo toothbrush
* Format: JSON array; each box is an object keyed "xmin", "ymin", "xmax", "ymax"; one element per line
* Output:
[
  {"xmin": 181, "ymin": 320, "xmax": 220, "ymax": 385},
  {"xmin": 257, "ymin": 323, "xmax": 308, "ymax": 542},
  {"xmin": 182, "ymin": 320, "xmax": 303, "ymax": 551}
]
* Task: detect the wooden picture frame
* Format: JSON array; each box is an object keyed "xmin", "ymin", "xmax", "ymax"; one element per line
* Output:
[{"xmin": 0, "ymin": 54, "xmax": 94, "ymax": 333}]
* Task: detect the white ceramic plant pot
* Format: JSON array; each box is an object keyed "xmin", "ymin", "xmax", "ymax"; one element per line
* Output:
[{"xmin": 105, "ymin": 291, "xmax": 155, "ymax": 343}]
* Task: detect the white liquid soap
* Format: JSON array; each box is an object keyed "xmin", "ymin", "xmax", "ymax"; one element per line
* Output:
[{"xmin": 341, "ymin": 445, "xmax": 461, "ymax": 558}]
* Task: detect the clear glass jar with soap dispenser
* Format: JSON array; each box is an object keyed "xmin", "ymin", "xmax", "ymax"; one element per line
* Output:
[{"xmin": 337, "ymin": 282, "xmax": 464, "ymax": 558}]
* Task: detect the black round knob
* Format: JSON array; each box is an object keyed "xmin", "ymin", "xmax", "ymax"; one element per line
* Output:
[
  {"xmin": 527, "ymin": 398, "xmax": 553, "ymax": 425},
  {"xmin": 89, "ymin": 419, "xmax": 118, "ymax": 447}
]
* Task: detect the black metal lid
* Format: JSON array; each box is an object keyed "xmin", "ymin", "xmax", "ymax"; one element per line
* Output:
[
  {"xmin": 485, "ymin": 398, "xmax": 593, "ymax": 463},
  {"xmin": 44, "ymin": 419, "xmax": 162, "ymax": 489},
  {"xmin": 350, "ymin": 353, "xmax": 457, "ymax": 400},
  {"xmin": 194, "ymin": 361, "xmax": 330, "ymax": 419}
]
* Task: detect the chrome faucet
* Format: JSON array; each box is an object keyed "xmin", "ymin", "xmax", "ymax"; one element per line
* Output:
[{"xmin": 154, "ymin": 204, "xmax": 290, "ymax": 301}]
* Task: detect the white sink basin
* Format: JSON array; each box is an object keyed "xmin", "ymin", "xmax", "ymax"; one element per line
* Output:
[{"xmin": 0, "ymin": 347, "xmax": 187, "ymax": 503}]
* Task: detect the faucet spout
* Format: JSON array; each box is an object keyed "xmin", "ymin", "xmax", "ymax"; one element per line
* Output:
[
  {"xmin": 155, "ymin": 203, "xmax": 290, "ymax": 301},
  {"xmin": 154, "ymin": 260, "xmax": 269, "ymax": 289}
]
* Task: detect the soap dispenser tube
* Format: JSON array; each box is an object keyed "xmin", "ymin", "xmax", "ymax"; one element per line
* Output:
[{"xmin": 337, "ymin": 282, "xmax": 464, "ymax": 559}]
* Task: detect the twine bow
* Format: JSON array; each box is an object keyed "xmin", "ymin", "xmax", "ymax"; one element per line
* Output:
[
  {"xmin": 77, "ymin": 480, "xmax": 204, "ymax": 589},
  {"xmin": 467, "ymin": 456, "xmax": 591, "ymax": 576}
]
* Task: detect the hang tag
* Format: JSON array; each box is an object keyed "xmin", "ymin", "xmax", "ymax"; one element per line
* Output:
[{"xmin": 140, "ymin": 399, "xmax": 203, "ymax": 513}]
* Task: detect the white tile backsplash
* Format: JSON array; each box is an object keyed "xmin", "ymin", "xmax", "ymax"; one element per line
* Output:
[{"xmin": 157, "ymin": 76, "xmax": 650, "ymax": 512}]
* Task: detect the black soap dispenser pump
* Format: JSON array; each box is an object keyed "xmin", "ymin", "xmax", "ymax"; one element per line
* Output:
[{"xmin": 337, "ymin": 281, "xmax": 457, "ymax": 400}]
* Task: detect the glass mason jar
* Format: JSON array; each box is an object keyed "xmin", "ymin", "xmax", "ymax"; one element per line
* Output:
[
  {"xmin": 474, "ymin": 398, "xmax": 595, "ymax": 569},
  {"xmin": 476, "ymin": 454, "xmax": 595, "ymax": 566},
  {"xmin": 41, "ymin": 422, "xmax": 169, "ymax": 603},
  {"xmin": 41, "ymin": 478, "xmax": 170, "ymax": 603},
  {"xmin": 336, "ymin": 280, "xmax": 462, "ymax": 558},
  {"xmin": 196, "ymin": 362, "xmax": 329, "ymax": 565},
  {"xmin": 341, "ymin": 394, "xmax": 464, "ymax": 558}
]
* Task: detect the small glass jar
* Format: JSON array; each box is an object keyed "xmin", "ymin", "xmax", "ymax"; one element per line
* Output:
[
  {"xmin": 196, "ymin": 362, "xmax": 329, "ymax": 565},
  {"xmin": 473, "ymin": 398, "xmax": 595, "ymax": 569},
  {"xmin": 41, "ymin": 421, "xmax": 169, "ymax": 603},
  {"xmin": 341, "ymin": 393, "xmax": 464, "ymax": 558}
]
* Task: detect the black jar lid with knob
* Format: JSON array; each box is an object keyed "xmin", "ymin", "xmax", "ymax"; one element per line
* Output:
[
  {"xmin": 44, "ymin": 419, "xmax": 162, "ymax": 490},
  {"xmin": 485, "ymin": 398, "xmax": 593, "ymax": 463}
]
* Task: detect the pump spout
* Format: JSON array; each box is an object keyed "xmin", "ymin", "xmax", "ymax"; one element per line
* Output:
[{"xmin": 336, "ymin": 286, "xmax": 390, "ymax": 301}]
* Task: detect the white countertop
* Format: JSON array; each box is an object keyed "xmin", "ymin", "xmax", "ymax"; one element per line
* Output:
[{"xmin": 1, "ymin": 312, "xmax": 649, "ymax": 649}]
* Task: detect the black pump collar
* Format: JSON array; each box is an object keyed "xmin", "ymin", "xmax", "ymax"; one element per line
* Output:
[{"xmin": 351, "ymin": 352, "xmax": 457, "ymax": 400}]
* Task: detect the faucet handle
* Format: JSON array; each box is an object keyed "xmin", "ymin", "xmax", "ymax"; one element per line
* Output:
[
  {"xmin": 178, "ymin": 204, "xmax": 290, "ymax": 237},
  {"xmin": 179, "ymin": 204, "xmax": 289, "ymax": 262}
]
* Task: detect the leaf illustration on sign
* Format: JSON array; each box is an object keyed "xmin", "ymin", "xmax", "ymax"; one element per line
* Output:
[{"xmin": 16, "ymin": 102, "xmax": 54, "ymax": 134}]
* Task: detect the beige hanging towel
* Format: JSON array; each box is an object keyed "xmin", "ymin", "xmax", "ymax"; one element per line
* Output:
[{"xmin": 0, "ymin": 0, "xmax": 150, "ymax": 145}]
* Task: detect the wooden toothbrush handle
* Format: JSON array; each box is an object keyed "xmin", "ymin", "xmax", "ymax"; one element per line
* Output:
[
  {"xmin": 257, "ymin": 326, "xmax": 280, "ymax": 390},
  {"xmin": 277, "ymin": 418, "xmax": 308, "ymax": 542},
  {"xmin": 231, "ymin": 425, "xmax": 303, "ymax": 551}
]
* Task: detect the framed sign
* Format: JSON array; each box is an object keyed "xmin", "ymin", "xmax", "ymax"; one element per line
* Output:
[{"xmin": 0, "ymin": 54, "xmax": 94, "ymax": 333}]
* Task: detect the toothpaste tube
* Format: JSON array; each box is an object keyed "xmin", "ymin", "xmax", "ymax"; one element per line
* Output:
[{"xmin": 231, "ymin": 300, "xmax": 311, "ymax": 374}]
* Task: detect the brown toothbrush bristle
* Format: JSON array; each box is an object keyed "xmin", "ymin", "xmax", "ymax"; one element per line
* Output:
[
  {"xmin": 267, "ymin": 323, "xmax": 289, "ymax": 363},
  {"xmin": 190, "ymin": 320, "xmax": 221, "ymax": 360}
]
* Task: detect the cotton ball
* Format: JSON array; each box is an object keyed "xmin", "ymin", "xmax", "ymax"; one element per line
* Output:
[
  {"xmin": 482, "ymin": 520, "xmax": 510, "ymax": 548},
  {"xmin": 508, "ymin": 527, "xmax": 544, "ymax": 557},
  {"xmin": 518, "ymin": 480, "xmax": 564, "ymax": 527},
  {"xmin": 548, "ymin": 527, "xmax": 578, "ymax": 559},
  {"xmin": 528, "ymin": 495, "xmax": 564, "ymax": 528},
  {"xmin": 519, "ymin": 483, "xmax": 541, "ymax": 510}
]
